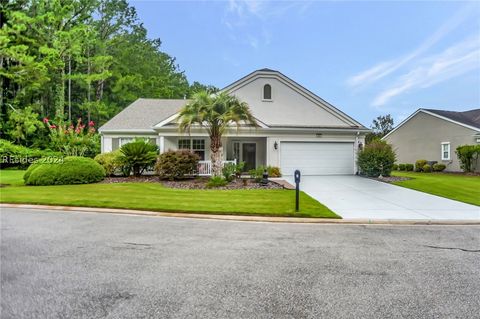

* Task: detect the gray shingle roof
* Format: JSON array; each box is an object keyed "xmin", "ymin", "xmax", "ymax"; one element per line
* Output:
[
  {"xmin": 424, "ymin": 108, "xmax": 480, "ymax": 129},
  {"xmin": 99, "ymin": 98, "xmax": 189, "ymax": 132}
]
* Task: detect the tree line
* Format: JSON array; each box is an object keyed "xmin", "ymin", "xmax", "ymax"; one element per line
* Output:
[{"xmin": 0, "ymin": 0, "xmax": 216, "ymax": 147}]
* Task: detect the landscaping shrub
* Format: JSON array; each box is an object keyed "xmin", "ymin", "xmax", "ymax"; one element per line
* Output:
[
  {"xmin": 234, "ymin": 161, "xmax": 245, "ymax": 177},
  {"xmin": 25, "ymin": 156, "xmax": 105, "ymax": 186},
  {"xmin": 222, "ymin": 163, "xmax": 236, "ymax": 182},
  {"xmin": 357, "ymin": 140, "xmax": 396, "ymax": 177},
  {"xmin": 94, "ymin": 150, "xmax": 125, "ymax": 176},
  {"xmin": 456, "ymin": 145, "xmax": 480, "ymax": 172},
  {"xmin": 0, "ymin": 139, "xmax": 61, "ymax": 169},
  {"xmin": 422, "ymin": 164, "xmax": 432, "ymax": 173},
  {"xmin": 156, "ymin": 150, "xmax": 199, "ymax": 180},
  {"xmin": 23, "ymin": 157, "xmax": 61, "ymax": 183},
  {"xmin": 120, "ymin": 140, "xmax": 158, "ymax": 176},
  {"xmin": 405, "ymin": 164, "xmax": 414, "ymax": 171},
  {"xmin": 398, "ymin": 164, "xmax": 406, "ymax": 171},
  {"xmin": 267, "ymin": 166, "xmax": 282, "ymax": 177},
  {"xmin": 206, "ymin": 176, "xmax": 228, "ymax": 188},
  {"xmin": 415, "ymin": 159, "xmax": 427, "ymax": 172},
  {"xmin": 392, "ymin": 164, "xmax": 398, "ymax": 171},
  {"xmin": 246, "ymin": 166, "xmax": 281, "ymax": 181},
  {"xmin": 249, "ymin": 166, "xmax": 266, "ymax": 183},
  {"xmin": 433, "ymin": 163, "xmax": 446, "ymax": 172}
]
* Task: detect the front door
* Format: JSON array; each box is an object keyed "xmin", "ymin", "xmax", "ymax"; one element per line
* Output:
[{"xmin": 242, "ymin": 143, "xmax": 256, "ymax": 171}]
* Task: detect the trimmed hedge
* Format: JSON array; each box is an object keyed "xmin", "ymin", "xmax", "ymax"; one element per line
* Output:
[
  {"xmin": 155, "ymin": 150, "xmax": 199, "ymax": 180},
  {"xmin": 398, "ymin": 164, "xmax": 406, "ymax": 171},
  {"xmin": 423, "ymin": 164, "xmax": 432, "ymax": 173},
  {"xmin": 24, "ymin": 156, "xmax": 105, "ymax": 186},
  {"xmin": 0, "ymin": 139, "xmax": 61, "ymax": 169},
  {"xmin": 405, "ymin": 164, "xmax": 414, "ymax": 171},
  {"xmin": 433, "ymin": 163, "xmax": 446, "ymax": 172},
  {"xmin": 415, "ymin": 159, "xmax": 427, "ymax": 172},
  {"xmin": 392, "ymin": 164, "xmax": 398, "ymax": 171},
  {"xmin": 94, "ymin": 150, "xmax": 125, "ymax": 176}
]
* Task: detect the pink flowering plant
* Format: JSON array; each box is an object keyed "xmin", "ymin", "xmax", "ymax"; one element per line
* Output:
[{"xmin": 44, "ymin": 117, "xmax": 100, "ymax": 157}]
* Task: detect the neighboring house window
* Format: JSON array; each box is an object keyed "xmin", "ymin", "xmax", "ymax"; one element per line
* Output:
[
  {"xmin": 119, "ymin": 138, "xmax": 134, "ymax": 147},
  {"xmin": 263, "ymin": 84, "xmax": 272, "ymax": 100},
  {"xmin": 441, "ymin": 142, "xmax": 451, "ymax": 160},
  {"xmin": 178, "ymin": 139, "xmax": 205, "ymax": 160}
]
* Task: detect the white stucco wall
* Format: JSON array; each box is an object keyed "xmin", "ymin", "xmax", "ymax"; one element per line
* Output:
[{"xmin": 229, "ymin": 77, "xmax": 353, "ymax": 127}]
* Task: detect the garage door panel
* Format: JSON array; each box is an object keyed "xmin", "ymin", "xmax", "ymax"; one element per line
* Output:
[{"xmin": 280, "ymin": 142, "xmax": 354, "ymax": 176}]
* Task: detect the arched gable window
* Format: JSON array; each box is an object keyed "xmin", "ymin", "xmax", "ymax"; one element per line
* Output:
[{"xmin": 263, "ymin": 84, "xmax": 272, "ymax": 100}]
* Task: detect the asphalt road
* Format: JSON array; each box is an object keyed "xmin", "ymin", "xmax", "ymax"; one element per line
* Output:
[{"xmin": 1, "ymin": 208, "xmax": 479, "ymax": 319}]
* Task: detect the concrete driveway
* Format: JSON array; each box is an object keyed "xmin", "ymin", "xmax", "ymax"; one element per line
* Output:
[{"xmin": 286, "ymin": 175, "xmax": 479, "ymax": 220}]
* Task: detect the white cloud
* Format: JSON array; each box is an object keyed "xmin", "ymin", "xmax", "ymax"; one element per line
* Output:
[
  {"xmin": 347, "ymin": 4, "xmax": 475, "ymax": 88},
  {"xmin": 372, "ymin": 36, "xmax": 480, "ymax": 107},
  {"xmin": 223, "ymin": 0, "xmax": 312, "ymax": 49}
]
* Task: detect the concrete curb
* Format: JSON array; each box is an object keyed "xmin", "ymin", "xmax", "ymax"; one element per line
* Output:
[{"xmin": 1, "ymin": 203, "xmax": 479, "ymax": 225}]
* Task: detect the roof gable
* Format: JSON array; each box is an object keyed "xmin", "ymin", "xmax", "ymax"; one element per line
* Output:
[
  {"xmin": 222, "ymin": 69, "xmax": 366, "ymax": 128},
  {"xmin": 424, "ymin": 109, "xmax": 480, "ymax": 129},
  {"xmin": 383, "ymin": 108, "xmax": 480, "ymax": 139}
]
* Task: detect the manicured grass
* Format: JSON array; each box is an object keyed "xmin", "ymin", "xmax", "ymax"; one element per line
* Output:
[
  {"xmin": 0, "ymin": 170, "xmax": 26, "ymax": 186},
  {"xmin": 0, "ymin": 170, "xmax": 339, "ymax": 218},
  {"xmin": 392, "ymin": 171, "xmax": 480, "ymax": 206}
]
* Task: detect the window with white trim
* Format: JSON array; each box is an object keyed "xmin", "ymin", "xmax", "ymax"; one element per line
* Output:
[
  {"xmin": 178, "ymin": 139, "xmax": 205, "ymax": 160},
  {"xmin": 119, "ymin": 137, "xmax": 134, "ymax": 147},
  {"xmin": 441, "ymin": 142, "xmax": 451, "ymax": 160},
  {"xmin": 178, "ymin": 139, "xmax": 191, "ymax": 150}
]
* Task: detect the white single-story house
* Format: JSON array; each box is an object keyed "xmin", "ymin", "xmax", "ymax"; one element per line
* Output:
[{"xmin": 99, "ymin": 69, "xmax": 369, "ymax": 176}]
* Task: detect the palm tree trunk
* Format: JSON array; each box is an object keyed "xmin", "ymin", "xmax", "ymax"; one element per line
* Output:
[{"xmin": 210, "ymin": 134, "xmax": 223, "ymax": 177}]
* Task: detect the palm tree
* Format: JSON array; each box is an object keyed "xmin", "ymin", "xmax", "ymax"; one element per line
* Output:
[{"xmin": 178, "ymin": 91, "xmax": 258, "ymax": 177}]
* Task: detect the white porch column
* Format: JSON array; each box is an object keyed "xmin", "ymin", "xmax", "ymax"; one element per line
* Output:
[
  {"xmin": 102, "ymin": 135, "xmax": 113, "ymax": 153},
  {"xmin": 159, "ymin": 136, "xmax": 165, "ymax": 153}
]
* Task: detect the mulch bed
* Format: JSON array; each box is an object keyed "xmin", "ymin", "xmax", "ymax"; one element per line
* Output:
[
  {"xmin": 163, "ymin": 178, "xmax": 283, "ymax": 190},
  {"xmin": 101, "ymin": 176, "xmax": 160, "ymax": 184},
  {"xmin": 367, "ymin": 176, "xmax": 411, "ymax": 183},
  {"xmin": 101, "ymin": 175, "xmax": 284, "ymax": 190}
]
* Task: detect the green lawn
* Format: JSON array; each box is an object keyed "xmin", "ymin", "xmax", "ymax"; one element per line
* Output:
[
  {"xmin": 392, "ymin": 171, "xmax": 480, "ymax": 206},
  {"xmin": 0, "ymin": 170, "xmax": 338, "ymax": 218}
]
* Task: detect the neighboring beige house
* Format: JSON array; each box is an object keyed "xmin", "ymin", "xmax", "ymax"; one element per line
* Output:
[
  {"xmin": 99, "ymin": 69, "xmax": 369, "ymax": 176},
  {"xmin": 383, "ymin": 108, "xmax": 480, "ymax": 172}
]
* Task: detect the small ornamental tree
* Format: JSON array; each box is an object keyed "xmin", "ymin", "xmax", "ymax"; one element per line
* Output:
[
  {"xmin": 456, "ymin": 145, "xmax": 480, "ymax": 172},
  {"xmin": 44, "ymin": 117, "xmax": 100, "ymax": 157},
  {"xmin": 357, "ymin": 140, "xmax": 396, "ymax": 177}
]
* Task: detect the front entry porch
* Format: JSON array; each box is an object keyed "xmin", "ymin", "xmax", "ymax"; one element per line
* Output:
[
  {"xmin": 197, "ymin": 159, "xmax": 237, "ymax": 176},
  {"xmin": 162, "ymin": 136, "xmax": 267, "ymax": 175}
]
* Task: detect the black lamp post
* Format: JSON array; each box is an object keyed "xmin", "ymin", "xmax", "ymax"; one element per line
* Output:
[{"xmin": 260, "ymin": 169, "xmax": 269, "ymax": 185}]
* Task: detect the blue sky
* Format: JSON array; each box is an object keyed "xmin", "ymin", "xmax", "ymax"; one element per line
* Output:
[{"xmin": 129, "ymin": 0, "xmax": 480, "ymax": 126}]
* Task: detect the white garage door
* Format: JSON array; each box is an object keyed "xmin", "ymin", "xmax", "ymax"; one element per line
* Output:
[{"xmin": 280, "ymin": 142, "xmax": 354, "ymax": 176}]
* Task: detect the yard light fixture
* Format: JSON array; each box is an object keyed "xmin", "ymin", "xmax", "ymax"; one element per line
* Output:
[
  {"xmin": 274, "ymin": 141, "xmax": 278, "ymax": 150},
  {"xmin": 358, "ymin": 142, "xmax": 363, "ymax": 151}
]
